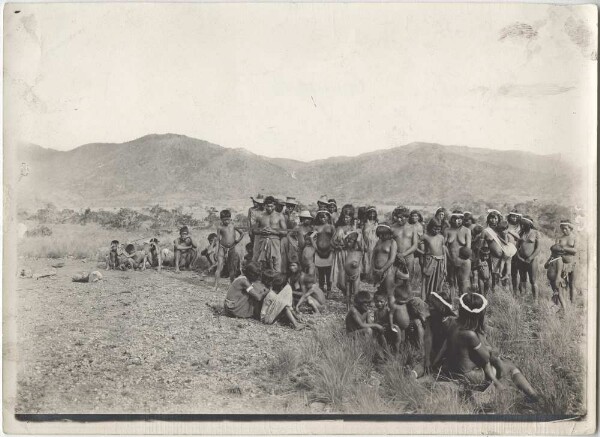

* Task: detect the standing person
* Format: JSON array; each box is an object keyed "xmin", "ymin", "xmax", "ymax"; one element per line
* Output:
[
  {"xmin": 391, "ymin": 207, "xmax": 419, "ymax": 291},
  {"xmin": 332, "ymin": 212, "xmax": 357, "ymax": 295},
  {"xmin": 408, "ymin": 209, "xmax": 425, "ymax": 283},
  {"xmin": 557, "ymin": 220, "xmax": 578, "ymax": 302},
  {"xmin": 328, "ymin": 199, "xmax": 339, "ymax": 225},
  {"xmin": 462, "ymin": 212, "xmax": 476, "ymax": 232},
  {"xmin": 506, "ymin": 210, "xmax": 522, "ymax": 290},
  {"xmin": 173, "ymin": 226, "xmax": 198, "ymax": 273},
  {"xmin": 435, "ymin": 208, "xmax": 450, "ymax": 234},
  {"xmin": 362, "ymin": 206, "xmax": 379, "ymax": 281},
  {"xmin": 343, "ymin": 231, "xmax": 364, "ymax": 310},
  {"xmin": 213, "ymin": 210, "xmax": 245, "ymax": 291},
  {"xmin": 247, "ymin": 195, "xmax": 264, "ymax": 245},
  {"xmin": 317, "ymin": 195, "xmax": 329, "ymax": 212},
  {"xmin": 313, "ymin": 210, "xmax": 335, "ymax": 295},
  {"xmin": 274, "ymin": 196, "xmax": 286, "ymax": 214},
  {"xmin": 421, "ymin": 218, "xmax": 447, "ymax": 301},
  {"xmin": 280, "ymin": 228, "xmax": 300, "ymax": 275},
  {"xmin": 481, "ymin": 211, "xmax": 503, "ymax": 292},
  {"xmin": 515, "ymin": 215, "xmax": 541, "ymax": 300},
  {"xmin": 296, "ymin": 210, "xmax": 314, "ymax": 252},
  {"xmin": 371, "ymin": 223, "xmax": 398, "ymax": 297},
  {"xmin": 252, "ymin": 196, "xmax": 287, "ymax": 272},
  {"xmin": 284, "ymin": 197, "xmax": 300, "ymax": 229},
  {"xmin": 545, "ymin": 244, "xmax": 567, "ymax": 311},
  {"xmin": 444, "ymin": 211, "xmax": 471, "ymax": 296}
]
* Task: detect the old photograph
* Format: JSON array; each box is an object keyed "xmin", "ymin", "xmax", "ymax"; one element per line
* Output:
[{"xmin": 3, "ymin": 2, "xmax": 597, "ymax": 434}]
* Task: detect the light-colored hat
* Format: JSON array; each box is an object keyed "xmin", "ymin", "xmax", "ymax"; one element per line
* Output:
[
  {"xmin": 286, "ymin": 196, "xmax": 298, "ymax": 205},
  {"xmin": 318, "ymin": 195, "xmax": 329, "ymax": 204},
  {"xmin": 251, "ymin": 196, "xmax": 264, "ymax": 204},
  {"xmin": 487, "ymin": 209, "xmax": 502, "ymax": 216},
  {"xmin": 299, "ymin": 210, "xmax": 313, "ymax": 219},
  {"xmin": 521, "ymin": 215, "xmax": 535, "ymax": 227}
]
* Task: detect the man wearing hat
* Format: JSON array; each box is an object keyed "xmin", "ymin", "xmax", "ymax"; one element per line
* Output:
[
  {"xmin": 297, "ymin": 210, "xmax": 314, "ymax": 251},
  {"xmin": 284, "ymin": 196, "xmax": 300, "ymax": 229},
  {"xmin": 247, "ymin": 194, "xmax": 264, "ymax": 245},
  {"xmin": 253, "ymin": 196, "xmax": 287, "ymax": 272},
  {"xmin": 317, "ymin": 195, "xmax": 329, "ymax": 210},
  {"xmin": 515, "ymin": 215, "xmax": 540, "ymax": 299},
  {"xmin": 274, "ymin": 195, "xmax": 286, "ymax": 214},
  {"xmin": 557, "ymin": 219, "xmax": 578, "ymax": 302}
]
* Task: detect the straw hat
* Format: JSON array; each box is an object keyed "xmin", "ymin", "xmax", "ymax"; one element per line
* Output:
[
  {"xmin": 285, "ymin": 196, "xmax": 298, "ymax": 205},
  {"xmin": 318, "ymin": 195, "xmax": 329, "ymax": 204},
  {"xmin": 299, "ymin": 210, "xmax": 313, "ymax": 219}
]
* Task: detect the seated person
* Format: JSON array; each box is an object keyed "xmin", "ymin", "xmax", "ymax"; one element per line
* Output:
[
  {"xmin": 345, "ymin": 291, "xmax": 385, "ymax": 337},
  {"xmin": 421, "ymin": 290, "xmax": 456, "ymax": 375},
  {"xmin": 260, "ymin": 273, "xmax": 305, "ymax": 329},
  {"xmin": 200, "ymin": 233, "xmax": 218, "ymax": 273},
  {"xmin": 173, "ymin": 226, "xmax": 198, "ymax": 273},
  {"xmin": 295, "ymin": 274, "xmax": 327, "ymax": 314},
  {"xmin": 440, "ymin": 293, "xmax": 537, "ymax": 400},
  {"xmin": 223, "ymin": 262, "xmax": 268, "ymax": 319},
  {"xmin": 373, "ymin": 292, "xmax": 401, "ymax": 352}
]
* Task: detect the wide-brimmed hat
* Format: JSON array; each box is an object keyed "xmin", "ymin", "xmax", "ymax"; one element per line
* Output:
[
  {"xmin": 521, "ymin": 215, "xmax": 535, "ymax": 228},
  {"xmin": 285, "ymin": 196, "xmax": 298, "ymax": 205},
  {"xmin": 318, "ymin": 195, "xmax": 329, "ymax": 204},
  {"xmin": 487, "ymin": 209, "xmax": 502, "ymax": 216},
  {"xmin": 299, "ymin": 210, "xmax": 313, "ymax": 219}
]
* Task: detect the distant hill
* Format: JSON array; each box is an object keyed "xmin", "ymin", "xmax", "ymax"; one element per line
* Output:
[{"xmin": 15, "ymin": 134, "xmax": 580, "ymax": 209}]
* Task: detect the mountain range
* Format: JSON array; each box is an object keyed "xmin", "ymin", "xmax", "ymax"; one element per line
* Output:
[{"xmin": 15, "ymin": 134, "xmax": 580, "ymax": 210}]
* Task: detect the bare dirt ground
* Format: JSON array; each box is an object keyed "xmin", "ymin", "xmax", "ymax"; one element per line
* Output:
[{"xmin": 14, "ymin": 258, "xmax": 346, "ymax": 414}]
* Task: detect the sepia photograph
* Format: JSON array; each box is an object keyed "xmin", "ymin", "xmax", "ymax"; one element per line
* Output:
[{"xmin": 3, "ymin": 2, "xmax": 597, "ymax": 434}]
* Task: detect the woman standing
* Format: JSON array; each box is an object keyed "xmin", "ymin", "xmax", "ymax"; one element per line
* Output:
[
  {"xmin": 444, "ymin": 211, "xmax": 471, "ymax": 295},
  {"xmin": 313, "ymin": 210, "xmax": 335, "ymax": 295},
  {"xmin": 361, "ymin": 206, "xmax": 378, "ymax": 281},
  {"xmin": 332, "ymin": 207, "xmax": 357, "ymax": 295}
]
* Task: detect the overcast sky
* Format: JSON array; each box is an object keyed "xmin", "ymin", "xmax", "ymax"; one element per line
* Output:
[{"xmin": 4, "ymin": 3, "xmax": 597, "ymax": 164}]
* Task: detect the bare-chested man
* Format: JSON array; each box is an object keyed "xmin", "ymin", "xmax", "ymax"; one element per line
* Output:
[
  {"xmin": 390, "ymin": 207, "xmax": 419, "ymax": 288},
  {"xmin": 284, "ymin": 197, "xmax": 300, "ymax": 229},
  {"xmin": 557, "ymin": 220, "xmax": 577, "ymax": 302},
  {"xmin": 296, "ymin": 210, "xmax": 314, "ymax": 252},
  {"xmin": 421, "ymin": 218, "xmax": 447, "ymax": 301},
  {"xmin": 173, "ymin": 226, "xmax": 198, "ymax": 273},
  {"xmin": 444, "ymin": 211, "xmax": 471, "ymax": 295},
  {"xmin": 252, "ymin": 196, "xmax": 287, "ymax": 272},
  {"xmin": 247, "ymin": 194, "xmax": 264, "ymax": 245},
  {"xmin": 515, "ymin": 215, "xmax": 541, "ymax": 300}
]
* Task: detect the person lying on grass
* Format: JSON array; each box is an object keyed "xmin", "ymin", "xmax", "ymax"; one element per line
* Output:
[
  {"xmin": 545, "ymin": 243, "xmax": 568, "ymax": 312},
  {"xmin": 345, "ymin": 291, "xmax": 385, "ymax": 337},
  {"xmin": 223, "ymin": 262, "xmax": 268, "ymax": 319},
  {"xmin": 439, "ymin": 293, "xmax": 538, "ymax": 400},
  {"xmin": 260, "ymin": 273, "xmax": 306, "ymax": 329},
  {"xmin": 295, "ymin": 274, "xmax": 327, "ymax": 314}
]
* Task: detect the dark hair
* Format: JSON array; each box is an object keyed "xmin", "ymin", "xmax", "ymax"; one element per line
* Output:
[
  {"xmin": 261, "ymin": 269, "xmax": 277, "ymax": 287},
  {"xmin": 429, "ymin": 290, "xmax": 454, "ymax": 318},
  {"xmin": 336, "ymin": 210, "xmax": 354, "ymax": 227},
  {"xmin": 427, "ymin": 218, "xmax": 442, "ymax": 234},
  {"xmin": 393, "ymin": 206, "xmax": 410, "ymax": 219},
  {"xmin": 472, "ymin": 224, "xmax": 484, "ymax": 236},
  {"xmin": 496, "ymin": 220, "xmax": 509, "ymax": 232},
  {"xmin": 449, "ymin": 210, "xmax": 463, "ymax": 227},
  {"xmin": 111, "ymin": 240, "xmax": 119, "ymax": 245},
  {"xmin": 245, "ymin": 242, "xmax": 253, "ymax": 251},
  {"xmin": 220, "ymin": 209, "xmax": 231, "ymax": 219},
  {"xmin": 263, "ymin": 196, "xmax": 276, "ymax": 205},
  {"xmin": 457, "ymin": 293, "xmax": 486, "ymax": 334},
  {"xmin": 125, "ymin": 244, "xmax": 135, "ymax": 254},
  {"xmin": 355, "ymin": 290, "xmax": 372, "ymax": 303},
  {"xmin": 458, "ymin": 246, "xmax": 472, "ymax": 260},
  {"xmin": 179, "ymin": 226, "xmax": 189, "ymax": 234},
  {"xmin": 208, "ymin": 233, "xmax": 217, "ymax": 241},
  {"xmin": 243, "ymin": 261, "xmax": 261, "ymax": 282},
  {"xmin": 373, "ymin": 291, "xmax": 387, "ymax": 302},
  {"xmin": 435, "ymin": 208, "xmax": 446, "ymax": 217},
  {"xmin": 272, "ymin": 273, "xmax": 288, "ymax": 293},
  {"xmin": 486, "ymin": 212, "xmax": 500, "ymax": 225},
  {"xmin": 150, "ymin": 237, "xmax": 159, "ymax": 244},
  {"xmin": 314, "ymin": 211, "xmax": 331, "ymax": 225}
]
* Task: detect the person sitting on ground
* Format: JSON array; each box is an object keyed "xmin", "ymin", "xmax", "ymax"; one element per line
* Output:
[
  {"xmin": 557, "ymin": 219, "xmax": 578, "ymax": 303},
  {"xmin": 373, "ymin": 291, "xmax": 401, "ymax": 351},
  {"xmin": 286, "ymin": 259, "xmax": 305, "ymax": 304},
  {"xmin": 223, "ymin": 262, "xmax": 268, "ymax": 319},
  {"xmin": 515, "ymin": 215, "xmax": 541, "ymax": 300},
  {"xmin": 372, "ymin": 223, "xmax": 398, "ymax": 297},
  {"xmin": 214, "ymin": 210, "xmax": 245, "ymax": 291},
  {"xmin": 173, "ymin": 226, "xmax": 198, "ymax": 273},
  {"xmin": 422, "ymin": 290, "xmax": 456, "ymax": 376},
  {"xmin": 343, "ymin": 230, "xmax": 364, "ymax": 310},
  {"xmin": 295, "ymin": 274, "xmax": 327, "ymax": 314},
  {"xmin": 200, "ymin": 233, "xmax": 218, "ymax": 273},
  {"xmin": 474, "ymin": 246, "xmax": 492, "ymax": 295},
  {"xmin": 125, "ymin": 243, "xmax": 149, "ymax": 271},
  {"xmin": 421, "ymin": 218, "xmax": 447, "ymax": 301},
  {"xmin": 260, "ymin": 273, "xmax": 305, "ymax": 329},
  {"xmin": 545, "ymin": 243, "xmax": 567, "ymax": 312},
  {"xmin": 313, "ymin": 210, "xmax": 335, "ymax": 295},
  {"xmin": 253, "ymin": 196, "xmax": 287, "ymax": 272},
  {"xmin": 441, "ymin": 293, "xmax": 538, "ymax": 400},
  {"xmin": 345, "ymin": 291, "xmax": 385, "ymax": 337},
  {"xmin": 146, "ymin": 238, "xmax": 163, "ymax": 272},
  {"xmin": 301, "ymin": 232, "xmax": 316, "ymax": 278},
  {"xmin": 455, "ymin": 246, "xmax": 472, "ymax": 295}
]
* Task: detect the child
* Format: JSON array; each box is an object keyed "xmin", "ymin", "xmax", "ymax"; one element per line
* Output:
[
  {"xmin": 214, "ymin": 210, "xmax": 245, "ymax": 291},
  {"xmin": 173, "ymin": 226, "xmax": 198, "ymax": 273},
  {"xmin": 474, "ymin": 246, "xmax": 492, "ymax": 295},
  {"xmin": 421, "ymin": 218, "xmax": 447, "ymax": 301},
  {"xmin": 345, "ymin": 291, "xmax": 385, "ymax": 337},
  {"xmin": 343, "ymin": 231, "xmax": 364, "ymax": 311},
  {"xmin": 455, "ymin": 246, "xmax": 472, "ymax": 295},
  {"xmin": 286, "ymin": 259, "xmax": 305, "ymax": 305},
  {"xmin": 243, "ymin": 242, "xmax": 254, "ymax": 267},
  {"xmin": 545, "ymin": 244, "xmax": 567, "ymax": 311},
  {"xmin": 200, "ymin": 233, "xmax": 218, "ymax": 273},
  {"xmin": 106, "ymin": 240, "xmax": 121, "ymax": 270},
  {"xmin": 260, "ymin": 273, "xmax": 305, "ymax": 329},
  {"xmin": 223, "ymin": 261, "xmax": 268, "ymax": 319},
  {"xmin": 372, "ymin": 223, "xmax": 398, "ymax": 297},
  {"xmin": 373, "ymin": 292, "xmax": 401, "ymax": 351},
  {"xmin": 301, "ymin": 232, "xmax": 316, "ymax": 278},
  {"xmin": 557, "ymin": 220, "xmax": 577, "ymax": 302},
  {"xmin": 295, "ymin": 275, "xmax": 327, "ymax": 314}
]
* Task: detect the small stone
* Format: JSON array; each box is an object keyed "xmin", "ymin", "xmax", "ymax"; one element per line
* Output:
[{"xmin": 309, "ymin": 402, "xmax": 326, "ymax": 412}]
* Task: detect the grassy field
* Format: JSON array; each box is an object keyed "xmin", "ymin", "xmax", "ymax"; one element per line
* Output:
[{"xmin": 15, "ymin": 221, "xmax": 588, "ymax": 416}]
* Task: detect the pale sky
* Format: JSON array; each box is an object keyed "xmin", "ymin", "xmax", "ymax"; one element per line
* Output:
[{"xmin": 4, "ymin": 3, "xmax": 597, "ymax": 164}]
